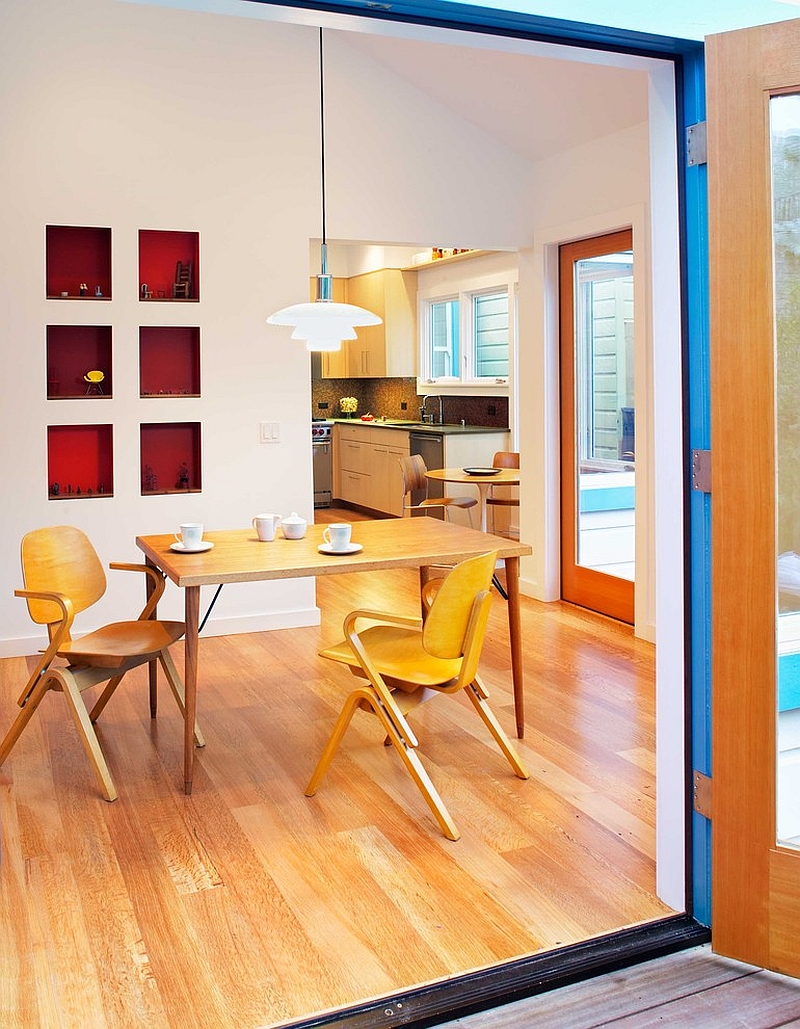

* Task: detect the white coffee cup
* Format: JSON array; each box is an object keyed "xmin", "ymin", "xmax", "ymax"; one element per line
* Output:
[
  {"xmin": 323, "ymin": 523, "xmax": 352, "ymax": 552},
  {"xmin": 253, "ymin": 513, "xmax": 281, "ymax": 542},
  {"xmin": 175, "ymin": 522, "xmax": 203, "ymax": 549}
]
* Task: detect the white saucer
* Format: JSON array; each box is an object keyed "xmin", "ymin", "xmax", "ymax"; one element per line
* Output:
[
  {"xmin": 318, "ymin": 542, "xmax": 363, "ymax": 556},
  {"xmin": 170, "ymin": 541, "xmax": 214, "ymax": 553}
]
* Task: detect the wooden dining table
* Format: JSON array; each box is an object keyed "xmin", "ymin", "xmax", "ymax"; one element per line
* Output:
[
  {"xmin": 424, "ymin": 466, "xmax": 520, "ymax": 532},
  {"xmin": 137, "ymin": 517, "xmax": 531, "ymax": 794}
]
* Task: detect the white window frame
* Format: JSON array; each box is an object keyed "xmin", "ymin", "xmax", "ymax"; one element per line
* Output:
[{"xmin": 417, "ymin": 256, "xmax": 518, "ymax": 394}]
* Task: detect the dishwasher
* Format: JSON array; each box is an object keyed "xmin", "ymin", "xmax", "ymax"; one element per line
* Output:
[{"xmin": 410, "ymin": 431, "xmax": 444, "ymax": 517}]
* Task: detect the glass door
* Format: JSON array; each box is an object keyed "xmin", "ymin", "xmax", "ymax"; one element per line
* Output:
[{"xmin": 560, "ymin": 230, "xmax": 635, "ymax": 623}]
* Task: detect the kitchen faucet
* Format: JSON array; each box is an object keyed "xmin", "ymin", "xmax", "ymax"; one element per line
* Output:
[{"xmin": 420, "ymin": 395, "xmax": 444, "ymax": 424}]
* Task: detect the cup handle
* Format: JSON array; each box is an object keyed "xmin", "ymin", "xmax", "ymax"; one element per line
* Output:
[
  {"xmin": 252, "ymin": 518, "xmax": 258, "ymax": 531},
  {"xmin": 323, "ymin": 528, "xmax": 331, "ymax": 545},
  {"xmin": 175, "ymin": 531, "xmax": 182, "ymax": 542}
]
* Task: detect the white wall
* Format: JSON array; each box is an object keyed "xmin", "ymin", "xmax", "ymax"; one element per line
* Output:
[{"xmin": 0, "ymin": 0, "xmax": 536, "ymax": 652}]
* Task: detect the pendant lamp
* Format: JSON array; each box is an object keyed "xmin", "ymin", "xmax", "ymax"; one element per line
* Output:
[{"xmin": 268, "ymin": 28, "xmax": 381, "ymax": 352}]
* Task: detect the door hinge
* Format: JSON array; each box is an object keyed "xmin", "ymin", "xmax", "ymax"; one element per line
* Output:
[
  {"xmin": 691, "ymin": 449, "xmax": 712, "ymax": 492},
  {"xmin": 693, "ymin": 770, "xmax": 712, "ymax": 819},
  {"xmin": 687, "ymin": 121, "xmax": 707, "ymax": 166}
]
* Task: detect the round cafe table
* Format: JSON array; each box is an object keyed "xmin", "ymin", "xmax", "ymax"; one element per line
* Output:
[{"xmin": 424, "ymin": 466, "xmax": 520, "ymax": 533}]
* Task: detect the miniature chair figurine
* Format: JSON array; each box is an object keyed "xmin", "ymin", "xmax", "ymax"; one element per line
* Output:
[
  {"xmin": 305, "ymin": 550, "xmax": 528, "ymax": 840},
  {"xmin": 84, "ymin": 369, "xmax": 105, "ymax": 395},
  {"xmin": 399, "ymin": 453, "xmax": 477, "ymax": 527},
  {"xmin": 0, "ymin": 525, "xmax": 204, "ymax": 802},
  {"xmin": 173, "ymin": 260, "xmax": 192, "ymax": 299}
]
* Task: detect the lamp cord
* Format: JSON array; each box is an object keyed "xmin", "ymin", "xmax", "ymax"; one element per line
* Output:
[{"xmin": 319, "ymin": 27, "xmax": 327, "ymax": 247}]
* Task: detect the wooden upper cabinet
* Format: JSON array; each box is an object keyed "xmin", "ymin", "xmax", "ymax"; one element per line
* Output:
[{"xmin": 316, "ymin": 269, "xmax": 416, "ymax": 379}]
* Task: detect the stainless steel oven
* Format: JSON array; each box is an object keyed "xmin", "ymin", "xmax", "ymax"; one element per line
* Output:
[{"xmin": 312, "ymin": 420, "xmax": 333, "ymax": 508}]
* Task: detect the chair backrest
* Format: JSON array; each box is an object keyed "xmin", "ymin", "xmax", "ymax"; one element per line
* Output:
[
  {"xmin": 175, "ymin": 260, "xmax": 192, "ymax": 284},
  {"xmin": 422, "ymin": 550, "xmax": 497, "ymax": 665},
  {"xmin": 20, "ymin": 526, "xmax": 107, "ymax": 625},
  {"xmin": 493, "ymin": 451, "xmax": 519, "ymax": 469},
  {"xmin": 399, "ymin": 453, "xmax": 428, "ymax": 496}
]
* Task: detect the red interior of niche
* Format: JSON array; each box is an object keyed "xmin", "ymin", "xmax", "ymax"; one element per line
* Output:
[
  {"xmin": 47, "ymin": 325, "xmax": 113, "ymax": 398},
  {"xmin": 47, "ymin": 424, "xmax": 114, "ymax": 498},
  {"xmin": 139, "ymin": 230, "xmax": 199, "ymax": 301},
  {"xmin": 139, "ymin": 327, "xmax": 200, "ymax": 396},
  {"xmin": 46, "ymin": 225, "xmax": 112, "ymax": 299},
  {"xmin": 140, "ymin": 422, "xmax": 201, "ymax": 494}
]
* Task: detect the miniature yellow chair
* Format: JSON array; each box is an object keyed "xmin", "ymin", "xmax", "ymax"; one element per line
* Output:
[
  {"xmin": 0, "ymin": 525, "xmax": 204, "ymax": 802},
  {"xmin": 84, "ymin": 369, "xmax": 104, "ymax": 395},
  {"xmin": 306, "ymin": 550, "xmax": 528, "ymax": 840}
]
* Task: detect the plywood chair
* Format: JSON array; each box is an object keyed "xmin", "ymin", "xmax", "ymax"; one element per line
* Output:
[
  {"xmin": 486, "ymin": 451, "xmax": 520, "ymax": 536},
  {"xmin": 399, "ymin": 453, "xmax": 477, "ymax": 527},
  {"xmin": 0, "ymin": 525, "xmax": 204, "ymax": 802},
  {"xmin": 173, "ymin": 260, "xmax": 192, "ymax": 299},
  {"xmin": 305, "ymin": 550, "xmax": 528, "ymax": 840}
]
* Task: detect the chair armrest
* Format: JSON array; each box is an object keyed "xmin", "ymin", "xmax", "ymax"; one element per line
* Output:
[
  {"xmin": 14, "ymin": 589, "xmax": 75, "ymax": 705},
  {"xmin": 109, "ymin": 561, "xmax": 165, "ymax": 618},
  {"xmin": 343, "ymin": 608, "xmax": 422, "ymax": 635}
]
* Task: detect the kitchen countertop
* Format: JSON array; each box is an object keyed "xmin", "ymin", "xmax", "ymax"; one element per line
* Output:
[{"xmin": 329, "ymin": 418, "xmax": 509, "ymax": 435}]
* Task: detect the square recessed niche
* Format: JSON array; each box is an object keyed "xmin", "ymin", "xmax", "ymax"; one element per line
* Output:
[
  {"xmin": 46, "ymin": 225, "xmax": 111, "ymax": 300},
  {"xmin": 47, "ymin": 424, "xmax": 113, "ymax": 499},
  {"xmin": 140, "ymin": 422, "xmax": 201, "ymax": 495},
  {"xmin": 139, "ymin": 326, "xmax": 200, "ymax": 397},
  {"xmin": 47, "ymin": 325, "xmax": 112, "ymax": 399},
  {"xmin": 139, "ymin": 229, "xmax": 199, "ymax": 301}
]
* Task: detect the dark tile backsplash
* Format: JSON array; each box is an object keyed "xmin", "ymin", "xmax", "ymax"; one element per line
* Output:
[{"xmin": 311, "ymin": 376, "xmax": 508, "ymax": 427}]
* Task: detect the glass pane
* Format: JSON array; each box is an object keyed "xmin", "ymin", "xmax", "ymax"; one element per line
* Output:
[
  {"xmin": 474, "ymin": 291, "xmax": 509, "ymax": 378},
  {"xmin": 772, "ymin": 92, "xmax": 800, "ymax": 849},
  {"xmin": 574, "ymin": 251, "xmax": 635, "ymax": 580},
  {"xmin": 430, "ymin": 299, "xmax": 459, "ymax": 378}
]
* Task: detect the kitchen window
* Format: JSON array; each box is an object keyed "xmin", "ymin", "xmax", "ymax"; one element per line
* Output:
[{"xmin": 421, "ymin": 286, "xmax": 511, "ymax": 384}]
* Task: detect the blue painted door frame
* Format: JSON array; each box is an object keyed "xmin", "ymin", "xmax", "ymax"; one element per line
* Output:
[{"xmin": 253, "ymin": 0, "xmax": 712, "ymax": 924}]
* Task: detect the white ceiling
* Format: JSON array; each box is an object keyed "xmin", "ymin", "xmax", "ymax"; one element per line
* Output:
[{"xmin": 337, "ymin": 30, "xmax": 649, "ymax": 165}]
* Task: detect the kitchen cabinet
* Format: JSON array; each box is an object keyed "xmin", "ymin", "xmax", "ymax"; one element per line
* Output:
[
  {"xmin": 334, "ymin": 424, "xmax": 410, "ymax": 515},
  {"xmin": 318, "ymin": 269, "xmax": 416, "ymax": 379}
]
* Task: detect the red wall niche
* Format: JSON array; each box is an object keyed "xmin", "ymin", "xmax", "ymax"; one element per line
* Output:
[
  {"xmin": 140, "ymin": 422, "xmax": 201, "ymax": 495},
  {"xmin": 47, "ymin": 325, "xmax": 113, "ymax": 399},
  {"xmin": 139, "ymin": 229, "xmax": 199, "ymax": 301},
  {"xmin": 139, "ymin": 326, "xmax": 201, "ymax": 397},
  {"xmin": 47, "ymin": 424, "xmax": 114, "ymax": 499},
  {"xmin": 46, "ymin": 225, "xmax": 112, "ymax": 299}
]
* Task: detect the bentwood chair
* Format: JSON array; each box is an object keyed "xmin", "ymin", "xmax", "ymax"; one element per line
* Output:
[
  {"xmin": 305, "ymin": 550, "xmax": 528, "ymax": 840},
  {"xmin": 486, "ymin": 451, "xmax": 520, "ymax": 535},
  {"xmin": 399, "ymin": 453, "xmax": 477, "ymax": 527},
  {"xmin": 0, "ymin": 525, "xmax": 204, "ymax": 801}
]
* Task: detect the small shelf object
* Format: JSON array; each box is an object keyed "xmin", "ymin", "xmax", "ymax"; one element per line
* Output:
[
  {"xmin": 47, "ymin": 325, "xmax": 113, "ymax": 399},
  {"xmin": 46, "ymin": 225, "xmax": 111, "ymax": 300},
  {"xmin": 47, "ymin": 424, "xmax": 113, "ymax": 499},
  {"xmin": 139, "ymin": 229, "xmax": 199, "ymax": 302},
  {"xmin": 140, "ymin": 422, "xmax": 201, "ymax": 495},
  {"xmin": 139, "ymin": 326, "xmax": 201, "ymax": 397}
]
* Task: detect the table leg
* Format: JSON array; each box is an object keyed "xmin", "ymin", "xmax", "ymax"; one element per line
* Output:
[
  {"xmin": 184, "ymin": 585, "xmax": 200, "ymax": 794},
  {"xmin": 145, "ymin": 558, "xmax": 158, "ymax": 717},
  {"xmin": 505, "ymin": 556, "xmax": 525, "ymax": 738},
  {"xmin": 477, "ymin": 482, "xmax": 490, "ymax": 533}
]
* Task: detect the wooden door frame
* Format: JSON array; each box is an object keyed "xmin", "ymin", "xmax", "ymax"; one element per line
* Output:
[
  {"xmin": 708, "ymin": 18, "xmax": 800, "ymax": 974},
  {"xmin": 559, "ymin": 229, "xmax": 636, "ymax": 624}
]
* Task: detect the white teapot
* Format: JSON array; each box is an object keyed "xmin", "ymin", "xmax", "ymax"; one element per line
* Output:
[{"xmin": 281, "ymin": 511, "xmax": 307, "ymax": 540}]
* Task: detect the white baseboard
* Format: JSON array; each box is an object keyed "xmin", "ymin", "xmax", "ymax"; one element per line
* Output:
[{"xmin": 0, "ymin": 606, "xmax": 322, "ymax": 659}]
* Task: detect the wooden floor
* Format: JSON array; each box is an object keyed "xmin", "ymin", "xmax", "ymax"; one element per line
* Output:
[
  {"xmin": 0, "ymin": 509, "xmax": 672, "ymax": 1029},
  {"xmin": 437, "ymin": 945, "xmax": 800, "ymax": 1028}
]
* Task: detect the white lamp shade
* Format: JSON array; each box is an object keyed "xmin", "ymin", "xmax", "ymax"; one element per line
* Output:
[{"xmin": 267, "ymin": 300, "xmax": 382, "ymax": 327}]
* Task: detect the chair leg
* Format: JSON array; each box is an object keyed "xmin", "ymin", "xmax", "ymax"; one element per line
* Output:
[
  {"xmin": 465, "ymin": 679, "xmax": 529, "ymax": 780},
  {"xmin": 305, "ymin": 688, "xmax": 366, "ymax": 796},
  {"xmin": 0, "ymin": 671, "xmax": 54, "ymax": 765},
  {"xmin": 158, "ymin": 649, "xmax": 205, "ymax": 748},
  {"xmin": 88, "ymin": 672, "xmax": 125, "ymax": 723},
  {"xmin": 307, "ymin": 685, "xmax": 460, "ymax": 841},
  {"xmin": 57, "ymin": 670, "xmax": 118, "ymax": 802}
]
